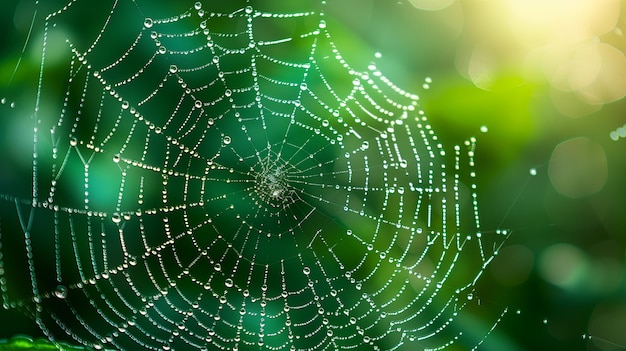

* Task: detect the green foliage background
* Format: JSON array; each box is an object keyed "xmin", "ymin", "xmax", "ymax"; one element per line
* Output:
[{"xmin": 0, "ymin": 0, "xmax": 625, "ymax": 350}]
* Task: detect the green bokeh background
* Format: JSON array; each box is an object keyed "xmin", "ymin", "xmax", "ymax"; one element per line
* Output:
[{"xmin": 1, "ymin": 0, "xmax": 625, "ymax": 350}]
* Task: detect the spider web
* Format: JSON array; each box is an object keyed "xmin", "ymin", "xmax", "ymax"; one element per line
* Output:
[{"xmin": 0, "ymin": 0, "xmax": 507, "ymax": 350}]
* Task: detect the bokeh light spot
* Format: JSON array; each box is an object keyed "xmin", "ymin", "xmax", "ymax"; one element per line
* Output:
[
  {"xmin": 508, "ymin": 0, "xmax": 620, "ymax": 43},
  {"xmin": 575, "ymin": 43, "xmax": 626, "ymax": 105},
  {"xmin": 538, "ymin": 243, "xmax": 588, "ymax": 288},
  {"xmin": 548, "ymin": 137, "xmax": 607, "ymax": 198},
  {"xmin": 408, "ymin": 0, "xmax": 455, "ymax": 11},
  {"xmin": 549, "ymin": 87, "xmax": 601, "ymax": 118}
]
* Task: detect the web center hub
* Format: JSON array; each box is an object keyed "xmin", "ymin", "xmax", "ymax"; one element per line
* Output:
[{"xmin": 254, "ymin": 166, "xmax": 296, "ymax": 208}]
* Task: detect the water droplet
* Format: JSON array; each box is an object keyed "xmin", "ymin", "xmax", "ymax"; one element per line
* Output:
[
  {"xmin": 319, "ymin": 20, "xmax": 327, "ymax": 29},
  {"xmin": 245, "ymin": 6, "xmax": 253, "ymax": 14},
  {"xmin": 480, "ymin": 125, "xmax": 488, "ymax": 133},
  {"xmin": 225, "ymin": 278, "xmax": 233, "ymax": 288},
  {"xmin": 195, "ymin": 100, "xmax": 203, "ymax": 109},
  {"xmin": 194, "ymin": 1, "xmax": 202, "ymax": 10},
  {"xmin": 300, "ymin": 83, "xmax": 308, "ymax": 90},
  {"xmin": 543, "ymin": 318, "xmax": 548, "ymax": 325},
  {"xmin": 169, "ymin": 65, "xmax": 178, "ymax": 74},
  {"xmin": 303, "ymin": 266, "xmax": 310, "ymax": 275},
  {"xmin": 69, "ymin": 136, "xmax": 78, "ymax": 146},
  {"xmin": 144, "ymin": 18, "xmax": 153, "ymax": 28},
  {"xmin": 112, "ymin": 213, "xmax": 122, "ymax": 224},
  {"xmin": 121, "ymin": 101, "xmax": 129, "ymax": 110},
  {"xmin": 529, "ymin": 168, "xmax": 537, "ymax": 176},
  {"xmin": 223, "ymin": 135, "xmax": 231, "ymax": 145},
  {"xmin": 113, "ymin": 154, "xmax": 121, "ymax": 163},
  {"xmin": 54, "ymin": 285, "xmax": 68, "ymax": 299}
]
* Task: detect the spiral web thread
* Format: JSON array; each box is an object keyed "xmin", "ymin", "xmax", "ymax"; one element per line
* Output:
[{"xmin": 0, "ymin": 1, "xmax": 508, "ymax": 350}]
